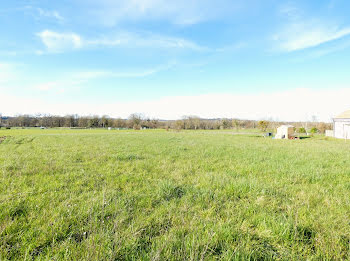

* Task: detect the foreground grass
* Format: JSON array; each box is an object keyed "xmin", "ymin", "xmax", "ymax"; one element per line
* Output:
[{"xmin": 1, "ymin": 129, "xmax": 350, "ymax": 260}]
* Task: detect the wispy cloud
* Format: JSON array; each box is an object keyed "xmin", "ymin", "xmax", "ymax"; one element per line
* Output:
[
  {"xmin": 275, "ymin": 23, "xmax": 350, "ymax": 52},
  {"xmin": 299, "ymin": 39, "xmax": 350, "ymax": 60},
  {"xmin": 32, "ymin": 62, "xmax": 174, "ymax": 93},
  {"xmin": 274, "ymin": 4, "xmax": 350, "ymax": 52},
  {"xmin": 1, "ymin": 5, "xmax": 65, "ymax": 23},
  {"xmin": 81, "ymin": 0, "xmax": 241, "ymax": 26},
  {"xmin": 37, "ymin": 8, "xmax": 64, "ymax": 22},
  {"xmin": 74, "ymin": 62, "xmax": 175, "ymax": 80},
  {"xmin": 100, "ymin": 32, "xmax": 207, "ymax": 50},
  {"xmin": 36, "ymin": 30, "xmax": 207, "ymax": 53},
  {"xmin": 36, "ymin": 30, "xmax": 83, "ymax": 52}
]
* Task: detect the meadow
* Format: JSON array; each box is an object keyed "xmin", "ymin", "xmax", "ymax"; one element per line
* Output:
[{"xmin": 0, "ymin": 129, "xmax": 350, "ymax": 260}]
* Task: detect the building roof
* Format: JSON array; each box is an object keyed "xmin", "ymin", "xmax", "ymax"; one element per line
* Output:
[
  {"xmin": 278, "ymin": 125, "xmax": 294, "ymax": 128},
  {"xmin": 335, "ymin": 110, "xmax": 350, "ymax": 119}
]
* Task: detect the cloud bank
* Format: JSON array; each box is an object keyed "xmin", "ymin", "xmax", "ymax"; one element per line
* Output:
[{"xmin": 1, "ymin": 88, "xmax": 349, "ymax": 122}]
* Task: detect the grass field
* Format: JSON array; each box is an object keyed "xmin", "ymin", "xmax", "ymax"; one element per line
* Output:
[{"xmin": 1, "ymin": 129, "xmax": 350, "ymax": 260}]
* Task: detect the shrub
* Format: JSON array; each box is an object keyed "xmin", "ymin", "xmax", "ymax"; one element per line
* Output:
[
  {"xmin": 298, "ymin": 127, "xmax": 306, "ymax": 134},
  {"xmin": 310, "ymin": 127, "xmax": 318, "ymax": 134}
]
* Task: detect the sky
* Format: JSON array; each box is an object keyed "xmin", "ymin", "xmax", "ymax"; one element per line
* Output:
[{"xmin": 1, "ymin": 0, "xmax": 350, "ymax": 121}]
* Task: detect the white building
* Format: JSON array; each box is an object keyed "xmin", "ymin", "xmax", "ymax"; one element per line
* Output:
[
  {"xmin": 333, "ymin": 110, "xmax": 350, "ymax": 139},
  {"xmin": 275, "ymin": 125, "xmax": 295, "ymax": 139}
]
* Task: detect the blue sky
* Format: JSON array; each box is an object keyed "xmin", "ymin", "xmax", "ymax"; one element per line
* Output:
[{"xmin": 1, "ymin": 0, "xmax": 350, "ymax": 121}]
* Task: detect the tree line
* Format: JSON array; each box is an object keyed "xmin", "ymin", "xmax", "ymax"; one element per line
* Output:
[
  {"xmin": 0, "ymin": 114, "xmax": 332, "ymax": 133},
  {"xmin": 0, "ymin": 114, "xmax": 157, "ymax": 129}
]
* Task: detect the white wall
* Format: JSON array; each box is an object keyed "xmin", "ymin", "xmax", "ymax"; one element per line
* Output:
[{"xmin": 334, "ymin": 119, "xmax": 350, "ymax": 139}]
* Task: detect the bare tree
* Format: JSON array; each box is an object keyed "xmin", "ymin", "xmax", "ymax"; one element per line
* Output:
[
  {"xmin": 129, "ymin": 113, "xmax": 143, "ymax": 130},
  {"xmin": 174, "ymin": 120, "xmax": 184, "ymax": 131}
]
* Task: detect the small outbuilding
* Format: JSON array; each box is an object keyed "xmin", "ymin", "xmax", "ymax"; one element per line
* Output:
[
  {"xmin": 275, "ymin": 125, "xmax": 295, "ymax": 139},
  {"xmin": 333, "ymin": 110, "xmax": 350, "ymax": 139}
]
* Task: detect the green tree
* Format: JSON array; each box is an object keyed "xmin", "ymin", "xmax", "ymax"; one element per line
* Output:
[
  {"xmin": 310, "ymin": 127, "xmax": 318, "ymax": 134},
  {"xmin": 298, "ymin": 127, "xmax": 306, "ymax": 134},
  {"xmin": 258, "ymin": 120, "xmax": 269, "ymax": 132}
]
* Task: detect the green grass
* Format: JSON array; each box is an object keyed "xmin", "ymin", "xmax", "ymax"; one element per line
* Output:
[{"xmin": 1, "ymin": 129, "xmax": 350, "ymax": 260}]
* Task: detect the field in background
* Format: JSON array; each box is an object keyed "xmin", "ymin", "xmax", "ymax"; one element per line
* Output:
[{"xmin": 1, "ymin": 129, "xmax": 350, "ymax": 260}]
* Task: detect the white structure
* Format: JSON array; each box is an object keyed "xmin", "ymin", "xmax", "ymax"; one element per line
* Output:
[
  {"xmin": 275, "ymin": 125, "xmax": 294, "ymax": 139},
  {"xmin": 333, "ymin": 110, "xmax": 350, "ymax": 139}
]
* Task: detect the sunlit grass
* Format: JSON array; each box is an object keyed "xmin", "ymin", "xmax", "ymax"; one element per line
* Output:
[{"xmin": 1, "ymin": 129, "xmax": 350, "ymax": 260}]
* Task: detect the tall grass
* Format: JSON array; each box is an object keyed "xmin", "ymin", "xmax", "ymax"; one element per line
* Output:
[{"xmin": 1, "ymin": 129, "xmax": 350, "ymax": 260}]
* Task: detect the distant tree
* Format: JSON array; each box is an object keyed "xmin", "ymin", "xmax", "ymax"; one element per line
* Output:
[
  {"xmin": 183, "ymin": 116, "xmax": 201, "ymax": 130},
  {"xmin": 232, "ymin": 119, "xmax": 241, "ymax": 130},
  {"xmin": 113, "ymin": 118, "xmax": 127, "ymax": 128},
  {"xmin": 174, "ymin": 120, "xmax": 184, "ymax": 131},
  {"xmin": 78, "ymin": 117, "xmax": 88, "ymax": 128},
  {"xmin": 100, "ymin": 115, "xmax": 109, "ymax": 128},
  {"xmin": 317, "ymin": 122, "xmax": 331, "ymax": 134},
  {"xmin": 150, "ymin": 119, "xmax": 159, "ymax": 129},
  {"xmin": 65, "ymin": 115, "xmax": 76, "ymax": 128},
  {"xmin": 88, "ymin": 116, "xmax": 99, "ymax": 128},
  {"xmin": 221, "ymin": 119, "xmax": 231, "ymax": 129},
  {"xmin": 192, "ymin": 117, "xmax": 201, "ymax": 130},
  {"xmin": 310, "ymin": 127, "xmax": 318, "ymax": 134},
  {"xmin": 258, "ymin": 120, "xmax": 269, "ymax": 132},
  {"xmin": 129, "ymin": 113, "xmax": 143, "ymax": 130},
  {"xmin": 298, "ymin": 127, "xmax": 306, "ymax": 134}
]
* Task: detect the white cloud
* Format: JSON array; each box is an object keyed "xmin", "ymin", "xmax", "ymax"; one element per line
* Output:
[
  {"xmin": 37, "ymin": 8, "xmax": 64, "ymax": 22},
  {"xmin": 37, "ymin": 30, "xmax": 83, "ymax": 52},
  {"xmin": 89, "ymin": 32, "xmax": 207, "ymax": 51},
  {"xmin": 298, "ymin": 39, "xmax": 350, "ymax": 60},
  {"xmin": 274, "ymin": 4, "xmax": 350, "ymax": 52},
  {"xmin": 2, "ymin": 88, "xmax": 350, "ymax": 122},
  {"xmin": 275, "ymin": 23, "xmax": 350, "ymax": 52},
  {"xmin": 36, "ymin": 30, "xmax": 206, "ymax": 53}
]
